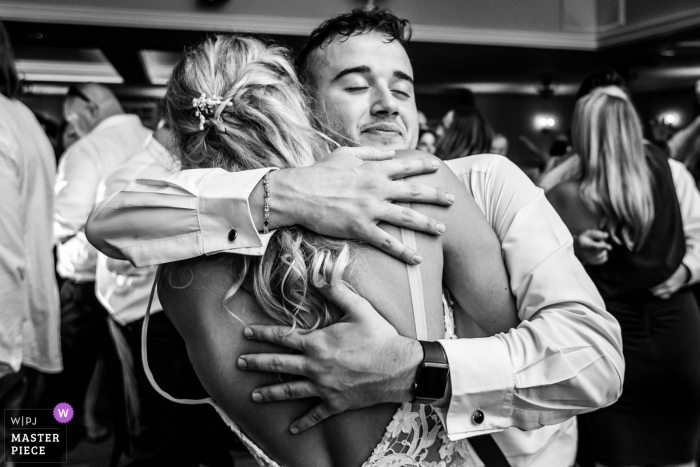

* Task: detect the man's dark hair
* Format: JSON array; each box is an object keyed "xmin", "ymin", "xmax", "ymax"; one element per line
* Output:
[
  {"xmin": 576, "ymin": 70, "xmax": 627, "ymax": 100},
  {"xmin": 295, "ymin": 8, "xmax": 412, "ymax": 87},
  {"xmin": 0, "ymin": 20, "xmax": 21, "ymax": 99}
]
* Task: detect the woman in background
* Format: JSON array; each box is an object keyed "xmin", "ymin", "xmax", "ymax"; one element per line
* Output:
[
  {"xmin": 547, "ymin": 86, "xmax": 700, "ymax": 467},
  {"xmin": 435, "ymin": 106, "xmax": 493, "ymax": 160},
  {"xmin": 416, "ymin": 128, "xmax": 437, "ymax": 154}
]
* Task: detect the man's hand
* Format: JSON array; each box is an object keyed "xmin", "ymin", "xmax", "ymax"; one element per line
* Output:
[
  {"xmin": 574, "ymin": 229, "xmax": 612, "ymax": 265},
  {"xmin": 650, "ymin": 264, "xmax": 690, "ymax": 299},
  {"xmin": 237, "ymin": 283, "xmax": 422, "ymax": 434},
  {"xmin": 269, "ymin": 146, "xmax": 454, "ymax": 265}
]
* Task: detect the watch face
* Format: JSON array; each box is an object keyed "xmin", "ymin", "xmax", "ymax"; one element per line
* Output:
[{"xmin": 415, "ymin": 363, "xmax": 450, "ymax": 400}]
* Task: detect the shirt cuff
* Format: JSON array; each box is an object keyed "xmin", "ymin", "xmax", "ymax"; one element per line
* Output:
[
  {"xmin": 199, "ymin": 168, "xmax": 277, "ymax": 256},
  {"xmin": 683, "ymin": 252, "xmax": 700, "ymax": 285},
  {"xmin": 435, "ymin": 336, "xmax": 514, "ymax": 440}
]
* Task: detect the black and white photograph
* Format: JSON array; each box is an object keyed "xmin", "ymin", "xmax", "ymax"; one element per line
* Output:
[{"xmin": 1, "ymin": 0, "xmax": 700, "ymax": 466}]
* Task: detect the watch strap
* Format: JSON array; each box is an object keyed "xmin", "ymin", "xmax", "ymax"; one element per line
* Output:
[
  {"xmin": 419, "ymin": 340, "xmax": 447, "ymax": 365},
  {"xmin": 412, "ymin": 340, "xmax": 449, "ymax": 404}
]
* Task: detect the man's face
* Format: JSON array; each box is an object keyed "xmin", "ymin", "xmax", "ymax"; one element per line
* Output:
[
  {"xmin": 311, "ymin": 31, "xmax": 418, "ymax": 150},
  {"xmin": 63, "ymin": 97, "xmax": 93, "ymax": 137}
]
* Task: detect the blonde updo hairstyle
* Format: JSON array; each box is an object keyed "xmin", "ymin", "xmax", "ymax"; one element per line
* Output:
[{"xmin": 164, "ymin": 34, "xmax": 351, "ymax": 330}]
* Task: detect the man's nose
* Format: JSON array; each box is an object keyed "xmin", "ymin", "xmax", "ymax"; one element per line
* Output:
[{"xmin": 370, "ymin": 85, "xmax": 399, "ymax": 117}]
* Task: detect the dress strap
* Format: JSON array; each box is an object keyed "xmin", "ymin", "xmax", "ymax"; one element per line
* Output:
[
  {"xmin": 398, "ymin": 207, "xmax": 428, "ymax": 341},
  {"xmin": 141, "ymin": 268, "xmax": 283, "ymax": 467},
  {"xmin": 141, "ymin": 268, "xmax": 212, "ymax": 406}
]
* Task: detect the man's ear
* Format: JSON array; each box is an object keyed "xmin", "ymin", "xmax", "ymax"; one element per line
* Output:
[{"xmin": 88, "ymin": 102, "xmax": 99, "ymax": 118}]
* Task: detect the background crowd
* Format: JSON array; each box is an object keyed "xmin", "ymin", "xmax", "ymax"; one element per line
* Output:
[{"xmin": 3, "ymin": 3, "xmax": 700, "ymax": 467}]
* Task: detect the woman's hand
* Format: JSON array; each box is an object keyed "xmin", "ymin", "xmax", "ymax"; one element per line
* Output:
[
  {"xmin": 650, "ymin": 264, "xmax": 690, "ymax": 299},
  {"xmin": 574, "ymin": 229, "xmax": 612, "ymax": 265}
]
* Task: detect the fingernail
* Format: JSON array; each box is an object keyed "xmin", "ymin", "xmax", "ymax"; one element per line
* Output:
[
  {"xmin": 237, "ymin": 357, "xmax": 247, "ymax": 369},
  {"xmin": 244, "ymin": 328, "xmax": 253, "ymax": 338},
  {"xmin": 431, "ymin": 160, "xmax": 440, "ymax": 168},
  {"xmin": 436, "ymin": 222, "xmax": 446, "ymax": 234},
  {"xmin": 412, "ymin": 255, "xmax": 423, "ymax": 264},
  {"xmin": 290, "ymin": 426, "xmax": 300, "ymax": 434},
  {"xmin": 252, "ymin": 392, "xmax": 262, "ymax": 402},
  {"xmin": 446, "ymin": 193, "xmax": 455, "ymax": 203}
]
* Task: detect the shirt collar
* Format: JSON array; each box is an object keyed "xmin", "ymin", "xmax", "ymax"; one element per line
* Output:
[{"xmin": 91, "ymin": 114, "xmax": 143, "ymax": 133}]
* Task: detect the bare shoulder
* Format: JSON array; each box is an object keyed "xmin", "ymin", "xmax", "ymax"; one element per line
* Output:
[{"xmin": 546, "ymin": 180, "xmax": 581, "ymax": 211}]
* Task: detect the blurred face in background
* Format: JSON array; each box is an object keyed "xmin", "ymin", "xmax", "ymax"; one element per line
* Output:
[
  {"xmin": 695, "ymin": 79, "xmax": 700, "ymax": 106},
  {"xmin": 311, "ymin": 31, "xmax": 419, "ymax": 150},
  {"xmin": 435, "ymin": 109, "xmax": 454, "ymax": 138},
  {"xmin": 417, "ymin": 130, "xmax": 437, "ymax": 154},
  {"xmin": 61, "ymin": 121, "xmax": 81, "ymax": 149},
  {"xmin": 63, "ymin": 96, "xmax": 94, "ymax": 138},
  {"xmin": 490, "ymin": 134, "xmax": 508, "ymax": 156}
]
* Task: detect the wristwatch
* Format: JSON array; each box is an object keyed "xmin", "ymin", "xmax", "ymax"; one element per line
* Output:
[{"xmin": 412, "ymin": 340, "xmax": 450, "ymax": 405}]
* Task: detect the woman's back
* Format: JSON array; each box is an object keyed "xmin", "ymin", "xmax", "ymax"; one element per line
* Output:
[
  {"xmin": 158, "ymin": 151, "xmax": 517, "ymax": 467},
  {"xmin": 547, "ymin": 150, "xmax": 685, "ymax": 298}
]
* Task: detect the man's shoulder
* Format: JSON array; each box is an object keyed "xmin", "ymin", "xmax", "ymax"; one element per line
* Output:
[
  {"xmin": 445, "ymin": 153, "xmax": 521, "ymax": 178},
  {"xmin": 445, "ymin": 154, "xmax": 537, "ymax": 197}
]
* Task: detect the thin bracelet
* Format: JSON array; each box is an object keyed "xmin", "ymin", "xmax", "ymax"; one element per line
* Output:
[{"xmin": 263, "ymin": 172, "xmax": 271, "ymax": 234}]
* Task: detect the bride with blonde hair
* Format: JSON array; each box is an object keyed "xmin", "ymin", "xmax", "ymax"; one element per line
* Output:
[{"xmin": 148, "ymin": 34, "xmax": 518, "ymax": 466}]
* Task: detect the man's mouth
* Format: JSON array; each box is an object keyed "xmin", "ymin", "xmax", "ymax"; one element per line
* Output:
[{"xmin": 361, "ymin": 123, "xmax": 403, "ymax": 136}]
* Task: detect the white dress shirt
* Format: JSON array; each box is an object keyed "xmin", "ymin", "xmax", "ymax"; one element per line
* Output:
[
  {"xmin": 55, "ymin": 114, "xmax": 151, "ymax": 281},
  {"xmin": 0, "ymin": 94, "xmax": 61, "ymax": 376},
  {"xmin": 537, "ymin": 153, "xmax": 700, "ymax": 285},
  {"xmin": 438, "ymin": 155, "xmax": 623, "ymax": 466},
  {"xmin": 86, "ymin": 154, "xmax": 625, "ymax": 466},
  {"xmin": 95, "ymin": 136, "xmax": 175, "ymax": 324}
]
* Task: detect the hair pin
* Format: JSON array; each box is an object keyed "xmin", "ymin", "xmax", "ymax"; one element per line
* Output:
[{"xmin": 192, "ymin": 93, "xmax": 232, "ymax": 131}]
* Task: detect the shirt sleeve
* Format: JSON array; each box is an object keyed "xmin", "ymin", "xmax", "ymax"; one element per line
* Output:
[
  {"xmin": 0, "ymin": 133, "xmax": 28, "ymax": 373},
  {"xmin": 437, "ymin": 155, "xmax": 624, "ymax": 439},
  {"xmin": 54, "ymin": 142, "xmax": 101, "ymax": 242},
  {"xmin": 668, "ymin": 159, "xmax": 700, "ymax": 285},
  {"xmin": 86, "ymin": 166, "xmax": 276, "ymax": 267}
]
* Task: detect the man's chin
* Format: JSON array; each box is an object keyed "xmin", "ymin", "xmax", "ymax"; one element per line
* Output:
[{"xmin": 358, "ymin": 134, "xmax": 409, "ymax": 150}]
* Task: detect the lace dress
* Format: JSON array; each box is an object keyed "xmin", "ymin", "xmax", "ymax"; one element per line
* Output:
[{"xmin": 142, "ymin": 228, "xmax": 485, "ymax": 467}]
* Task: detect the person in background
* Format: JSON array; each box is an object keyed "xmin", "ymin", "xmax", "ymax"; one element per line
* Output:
[
  {"xmin": 87, "ymin": 9, "xmax": 624, "ymax": 466},
  {"xmin": 95, "ymin": 120, "xmax": 235, "ymax": 467},
  {"xmin": 435, "ymin": 106, "xmax": 493, "ymax": 160},
  {"xmin": 669, "ymin": 79, "xmax": 700, "ymax": 184},
  {"xmin": 60, "ymin": 119, "xmax": 80, "ymax": 152},
  {"xmin": 47, "ymin": 82, "xmax": 152, "ymax": 458},
  {"xmin": 538, "ymin": 70, "xmax": 628, "ymax": 192},
  {"xmin": 547, "ymin": 86, "xmax": 700, "ymax": 467},
  {"xmin": 489, "ymin": 132, "xmax": 508, "ymax": 156},
  {"xmin": 417, "ymin": 109, "xmax": 429, "ymax": 131},
  {"xmin": 0, "ymin": 20, "xmax": 62, "ymax": 465},
  {"xmin": 416, "ymin": 128, "xmax": 437, "ymax": 154}
]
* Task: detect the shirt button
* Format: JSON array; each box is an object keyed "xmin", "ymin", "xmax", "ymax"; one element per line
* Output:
[
  {"xmin": 472, "ymin": 409, "xmax": 484, "ymax": 425},
  {"xmin": 228, "ymin": 229, "xmax": 238, "ymax": 243}
]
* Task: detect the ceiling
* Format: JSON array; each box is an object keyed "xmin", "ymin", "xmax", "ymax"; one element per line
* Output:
[{"xmin": 4, "ymin": 0, "xmax": 700, "ymax": 98}]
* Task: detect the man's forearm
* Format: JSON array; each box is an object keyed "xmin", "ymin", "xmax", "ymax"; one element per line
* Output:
[{"xmin": 378, "ymin": 336, "xmax": 423, "ymax": 403}]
